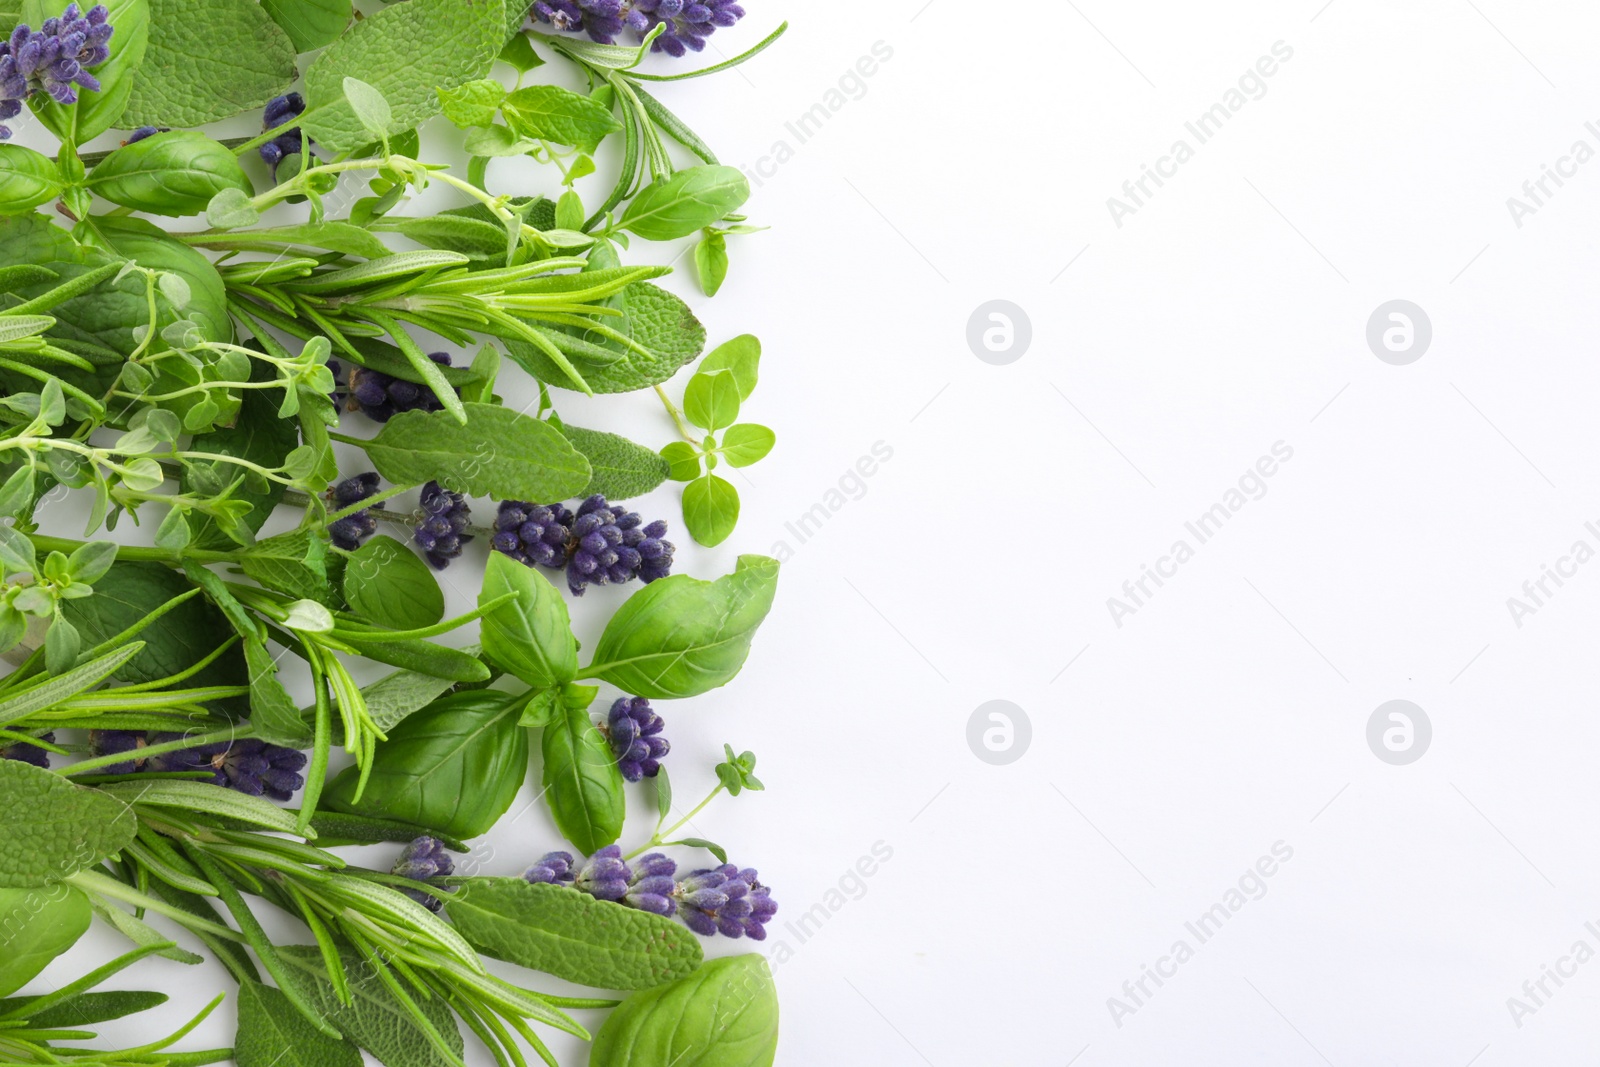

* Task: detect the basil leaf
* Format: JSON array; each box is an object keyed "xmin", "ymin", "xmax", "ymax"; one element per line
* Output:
[
  {"xmin": 479, "ymin": 552, "xmax": 576, "ymax": 688},
  {"xmin": 591, "ymin": 954, "xmax": 779, "ymax": 1067},
  {"xmin": 682, "ymin": 473, "xmax": 739, "ymax": 548},
  {"xmin": 245, "ymin": 636, "xmax": 313, "ymax": 747},
  {"xmin": 586, "ymin": 556, "xmax": 779, "ymax": 699},
  {"xmin": 541, "ymin": 697, "xmax": 624, "ymax": 854},
  {"xmin": 0, "ymin": 144, "xmax": 62, "ymax": 215},
  {"xmin": 87, "ymin": 132, "xmax": 256, "ymax": 218},
  {"xmin": 516, "ymin": 686, "xmax": 560, "ymax": 728},
  {"xmin": 694, "ymin": 230, "xmax": 728, "ymax": 297},
  {"xmin": 619, "ymin": 166, "xmax": 750, "ymax": 242},
  {"xmin": 324, "ymin": 689, "xmax": 527, "ymax": 839},
  {"xmin": 720, "ymin": 424, "xmax": 775, "ymax": 467},
  {"xmin": 24, "ymin": 0, "xmax": 148, "ymax": 143},
  {"xmin": 343, "ymin": 535, "xmax": 445, "ymax": 631},
  {"xmin": 121, "ymin": 0, "xmax": 296, "ymax": 127},
  {"xmin": 558, "ymin": 423, "xmax": 671, "ymax": 499},
  {"xmin": 698, "ymin": 334, "xmax": 760, "ymax": 399},
  {"xmin": 301, "ymin": 0, "xmax": 505, "ymax": 154},
  {"xmin": 0, "ymin": 885, "xmax": 91, "ymax": 996},
  {"xmin": 236, "ymin": 980, "xmax": 362, "ymax": 1067},
  {"xmin": 261, "ymin": 0, "xmax": 352, "ymax": 52},
  {"xmin": 362, "ymin": 402, "xmax": 591, "ymax": 502},
  {"xmin": 0, "ymin": 761, "xmax": 136, "ymax": 887},
  {"xmin": 240, "ymin": 530, "xmax": 336, "ymax": 606},
  {"xmin": 280, "ymin": 944, "xmax": 464, "ymax": 1067},
  {"xmin": 358, "ymin": 665, "xmax": 460, "ymax": 732},
  {"xmin": 502, "ymin": 84, "xmax": 620, "ymax": 150},
  {"xmin": 446, "ymin": 877, "xmax": 702, "ymax": 990}
]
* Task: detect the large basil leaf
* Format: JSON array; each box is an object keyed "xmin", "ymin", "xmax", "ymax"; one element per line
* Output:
[
  {"xmin": 121, "ymin": 0, "xmax": 296, "ymax": 127},
  {"xmin": 0, "ymin": 761, "xmax": 136, "ymax": 887},
  {"xmin": 559, "ymin": 423, "xmax": 671, "ymax": 500},
  {"xmin": 281, "ymin": 944, "xmax": 463, "ymax": 1067},
  {"xmin": 343, "ymin": 535, "xmax": 444, "ymax": 631},
  {"xmin": 324, "ymin": 689, "xmax": 527, "ymax": 839},
  {"xmin": 541, "ymin": 696, "xmax": 623, "ymax": 854},
  {"xmin": 301, "ymin": 0, "xmax": 504, "ymax": 153},
  {"xmin": 479, "ymin": 552, "xmax": 575, "ymax": 689},
  {"xmin": 618, "ymin": 166, "xmax": 750, "ymax": 242},
  {"xmin": 446, "ymin": 877, "xmax": 701, "ymax": 990},
  {"xmin": 236, "ymin": 980, "xmax": 362, "ymax": 1067},
  {"xmin": 0, "ymin": 885, "xmax": 92, "ymax": 996},
  {"xmin": 361, "ymin": 402, "xmax": 590, "ymax": 502},
  {"xmin": 590, "ymin": 954, "xmax": 779, "ymax": 1067},
  {"xmin": 585, "ymin": 556, "xmax": 779, "ymax": 699},
  {"xmin": 86, "ymin": 131, "xmax": 254, "ymax": 218}
]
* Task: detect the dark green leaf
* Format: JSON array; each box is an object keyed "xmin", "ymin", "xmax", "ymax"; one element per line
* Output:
[
  {"xmin": 94, "ymin": 215, "xmax": 232, "ymax": 346},
  {"xmin": 511, "ymin": 281, "xmax": 705, "ymax": 395},
  {"xmin": 0, "ymin": 989, "xmax": 167, "ymax": 1027},
  {"xmin": 362, "ymin": 401, "xmax": 591, "ymax": 502},
  {"xmin": 446, "ymin": 878, "xmax": 701, "ymax": 990},
  {"xmin": 87, "ymin": 131, "xmax": 256, "ymax": 218},
  {"xmin": 0, "ymin": 886, "xmax": 91, "ymax": 996},
  {"xmin": 585, "ymin": 556, "xmax": 778, "ymax": 699},
  {"xmin": 343, "ymin": 535, "xmax": 445, "ymax": 631},
  {"xmin": 618, "ymin": 165, "xmax": 750, "ymax": 242},
  {"xmin": 590, "ymin": 955, "xmax": 779, "ymax": 1067},
  {"xmin": 121, "ymin": 0, "xmax": 296, "ymax": 127},
  {"xmin": 324, "ymin": 689, "xmax": 527, "ymax": 839},
  {"xmin": 244, "ymin": 636, "xmax": 313, "ymax": 747},
  {"xmin": 541, "ymin": 696, "xmax": 623, "ymax": 854},
  {"xmin": 479, "ymin": 552, "xmax": 576, "ymax": 688},
  {"xmin": 236, "ymin": 980, "xmax": 362, "ymax": 1067},
  {"xmin": 240, "ymin": 530, "xmax": 336, "ymax": 606},
  {"xmin": 557, "ymin": 423, "xmax": 670, "ymax": 501},
  {"xmin": 682, "ymin": 473, "xmax": 739, "ymax": 547},
  {"xmin": 0, "ymin": 761, "xmax": 135, "ymax": 887}
]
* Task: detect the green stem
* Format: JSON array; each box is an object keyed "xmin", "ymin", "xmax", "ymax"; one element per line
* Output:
[
  {"xmin": 623, "ymin": 784, "xmax": 723, "ymax": 860},
  {"xmin": 65, "ymin": 870, "xmax": 244, "ymax": 942},
  {"xmin": 653, "ymin": 384, "xmax": 697, "ymax": 443}
]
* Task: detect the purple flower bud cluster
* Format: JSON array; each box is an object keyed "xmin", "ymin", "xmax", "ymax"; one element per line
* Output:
[
  {"xmin": 328, "ymin": 472, "xmax": 384, "ymax": 551},
  {"xmin": 345, "ymin": 352, "xmax": 453, "ymax": 423},
  {"xmin": 413, "ymin": 482, "xmax": 473, "ymax": 570},
  {"xmin": 524, "ymin": 846, "xmax": 775, "ymax": 938},
  {"xmin": 2, "ymin": 730, "xmax": 54, "ymax": 768},
  {"xmin": 604, "ymin": 696, "xmax": 668, "ymax": 781},
  {"xmin": 390, "ymin": 835, "xmax": 455, "ymax": 912},
  {"xmin": 0, "ymin": 4, "xmax": 113, "ymax": 137},
  {"xmin": 529, "ymin": 0, "xmax": 744, "ymax": 57},
  {"xmin": 491, "ymin": 494, "xmax": 673, "ymax": 595},
  {"xmin": 88, "ymin": 729, "xmax": 307, "ymax": 801},
  {"xmin": 259, "ymin": 92, "xmax": 312, "ymax": 181}
]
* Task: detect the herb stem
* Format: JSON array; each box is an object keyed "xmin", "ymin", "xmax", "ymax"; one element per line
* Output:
[
  {"xmin": 624, "ymin": 784, "xmax": 723, "ymax": 859},
  {"xmin": 65, "ymin": 870, "xmax": 245, "ymax": 942},
  {"xmin": 61, "ymin": 723, "xmax": 254, "ymax": 777},
  {"xmin": 653, "ymin": 384, "xmax": 697, "ymax": 443}
]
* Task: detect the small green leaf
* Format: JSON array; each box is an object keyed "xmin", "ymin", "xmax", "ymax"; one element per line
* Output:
[
  {"xmin": 0, "ymin": 761, "xmax": 136, "ymax": 887},
  {"xmin": 542, "ymin": 696, "xmax": 624, "ymax": 855},
  {"xmin": 479, "ymin": 553, "xmax": 577, "ymax": 689},
  {"xmin": 502, "ymin": 84, "xmax": 620, "ymax": 151},
  {"xmin": 618, "ymin": 165, "xmax": 750, "ymax": 242},
  {"xmin": 721, "ymin": 423, "xmax": 775, "ymax": 467},
  {"xmin": 556, "ymin": 189, "xmax": 585, "ymax": 230},
  {"xmin": 683, "ymin": 368, "xmax": 741, "ymax": 431},
  {"xmin": 342, "ymin": 76, "xmax": 395, "ymax": 140},
  {"xmin": 694, "ymin": 230, "xmax": 728, "ymax": 296},
  {"xmin": 343, "ymin": 535, "xmax": 445, "ymax": 631},
  {"xmin": 261, "ymin": 0, "xmax": 352, "ymax": 52},
  {"xmin": 436, "ymin": 78, "xmax": 506, "ymax": 128},
  {"xmin": 205, "ymin": 187, "xmax": 260, "ymax": 230},
  {"xmin": 516, "ymin": 687, "xmax": 560, "ymax": 728},
  {"xmin": 66, "ymin": 540, "xmax": 117, "ymax": 583},
  {"xmin": 682, "ymin": 473, "xmax": 739, "ymax": 547},
  {"xmin": 660, "ymin": 441, "xmax": 701, "ymax": 482},
  {"xmin": 698, "ymin": 334, "xmax": 760, "ymax": 399},
  {"xmin": 590, "ymin": 955, "xmax": 779, "ymax": 1067},
  {"xmin": 498, "ymin": 32, "xmax": 543, "ymax": 74}
]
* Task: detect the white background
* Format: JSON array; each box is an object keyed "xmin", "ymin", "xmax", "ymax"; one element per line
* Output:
[{"xmin": 31, "ymin": 0, "xmax": 1600, "ymax": 1064}]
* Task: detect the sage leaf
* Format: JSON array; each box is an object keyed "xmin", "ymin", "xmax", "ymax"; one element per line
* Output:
[
  {"xmin": 619, "ymin": 165, "xmax": 750, "ymax": 242},
  {"xmin": 245, "ymin": 636, "xmax": 313, "ymax": 747},
  {"xmin": 280, "ymin": 944, "xmax": 465, "ymax": 1067},
  {"xmin": 501, "ymin": 84, "xmax": 619, "ymax": 150},
  {"xmin": 358, "ymin": 665, "xmax": 461, "ymax": 732},
  {"xmin": 590, "ymin": 954, "xmax": 779, "ymax": 1067},
  {"xmin": 302, "ymin": 0, "xmax": 505, "ymax": 154},
  {"xmin": 236, "ymin": 980, "xmax": 362, "ymax": 1067},
  {"xmin": 261, "ymin": 0, "xmax": 352, "ymax": 52},
  {"xmin": 0, "ymin": 885, "xmax": 91, "ymax": 996},
  {"xmin": 446, "ymin": 877, "xmax": 702, "ymax": 990},
  {"xmin": 362, "ymin": 402, "xmax": 591, "ymax": 502},
  {"xmin": 343, "ymin": 535, "xmax": 445, "ymax": 631},
  {"xmin": 324, "ymin": 689, "xmax": 527, "ymax": 839},
  {"xmin": 121, "ymin": 0, "xmax": 296, "ymax": 127},
  {"xmin": 585, "ymin": 555, "xmax": 779, "ymax": 699},
  {"xmin": 541, "ymin": 697, "xmax": 624, "ymax": 854},
  {"xmin": 96, "ymin": 780, "xmax": 307, "ymax": 836},
  {"xmin": 682, "ymin": 473, "xmax": 739, "ymax": 548},
  {"xmin": 479, "ymin": 552, "xmax": 576, "ymax": 689},
  {"xmin": 0, "ymin": 989, "xmax": 167, "ymax": 1027},
  {"xmin": 558, "ymin": 423, "xmax": 671, "ymax": 499},
  {"xmin": 511, "ymin": 281, "xmax": 705, "ymax": 395},
  {"xmin": 0, "ymin": 760, "xmax": 136, "ymax": 887}
]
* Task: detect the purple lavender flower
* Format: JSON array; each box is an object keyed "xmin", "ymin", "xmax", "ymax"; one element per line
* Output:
[
  {"xmin": 574, "ymin": 844, "xmax": 630, "ymax": 901},
  {"xmin": 523, "ymin": 846, "xmax": 774, "ymax": 938},
  {"xmin": 1, "ymin": 730, "xmax": 54, "ymax": 768},
  {"xmin": 625, "ymin": 852, "xmax": 677, "ymax": 915},
  {"xmin": 328, "ymin": 472, "xmax": 384, "ymax": 551},
  {"xmin": 391, "ymin": 835, "xmax": 454, "ymax": 912},
  {"xmin": 125, "ymin": 125, "xmax": 165, "ymax": 143},
  {"xmin": 523, "ymin": 850, "xmax": 576, "ymax": 885},
  {"xmin": 528, "ymin": 0, "xmax": 744, "ymax": 54},
  {"xmin": 0, "ymin": 3, "xmax": 112, "ymax": 137},
  {"xmin": 147, "ymin": 735, "xmax": 307, "ymax": 802},
  {"xmin": 605, "ymin": 696, "xmax": 668, "ymax": 781},
  {"xmin": 492, "ymin": 494, "xmax": 674, "ymax": 595},
  {"xmin": 675, "ymin": 863, "xmax": 776, "ymax": 940},
  {"xmin": 88, "ymin": 728, "xmax": 144, "ymax": 774},
  {"xmin": 259, "ymin": 91, "xmax": 312, "ymax": 181},
  {"xmin": 413, "ymin": 482, "xmax": 472, "ymax": 570},
  {"xmin": 345, "ymin": 352, "xmax": 453, "ymax": 423}
]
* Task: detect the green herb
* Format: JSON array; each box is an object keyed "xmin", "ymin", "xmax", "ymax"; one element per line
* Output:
[{"xmin": 589, "ymin": 955, "xmax": 779, "ymax": 1067}]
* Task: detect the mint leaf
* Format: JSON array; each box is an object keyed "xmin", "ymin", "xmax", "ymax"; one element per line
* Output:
[
  {"xmin": 121, "ymin": 0, "xmax": 296, "ymax": 127},
  {"xmin": 302, "ymin": 0, "xmax": 506, "ymax": 154},
  {"xmin": 591, "ymin": 955, "xmax": 779, "ymax": 1067},
  {"xmin": 236, "ymin": 980, "xmax": 362, "ymax": 1067},
  {"xmin": 502, "ymin": 84, "xmax": 620, "ymax": 150},
  {"xmin": 446, "ymin": 878, "xmax": 702, "ymax": 991},
  {"xmin": 343, "ymin": 535, "xmax": 445, "ymax": 631},
  {"xmin": 362, "ymin": 402, "xmax": 591, "ymax": 502},
  {"xmin": 261, "ymin": 0, "xmax": 352, "ymax": 52},
  {"xmin": 682, "ymin": 473, "xmax": 739, "ymax": 547},
  {"xmin": 240, "ymin": 530, "xmax": 335, "ymax": 606},
  {"xmin": 436, "ymin": 78, "xmax": 505, "ymax": 128},
  {"xmin": 558, "ymin": 423, "xmax": 671, "ymax": 499},
  {"xmin": 0, "ymin": 761, "xmax": 136, "ymax": 887}
]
